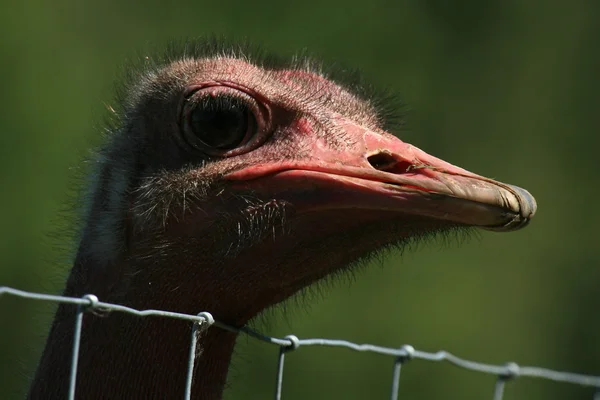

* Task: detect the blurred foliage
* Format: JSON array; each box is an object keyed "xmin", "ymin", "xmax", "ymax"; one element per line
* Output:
[{"xmin": 0, "ymin": 0, "xmax": 599, "ymax": 399}]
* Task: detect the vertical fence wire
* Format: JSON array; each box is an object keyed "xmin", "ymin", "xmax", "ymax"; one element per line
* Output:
[
  {"xmin": 184, "ymin": 320, "xmax": 200, "ymax": 400},
  {"xmin": 274, "ymin": 335, "xmax": 300, "ymax": 400},
  {"xmin": 274, "ymin": 346, "xmax": 287, "ymax": 400},
  {"xmin": 492, "ymin": 378, "xmax": 507, "ymax": 400},
  {"xmin": 389, "ymin": 345, "xmax": 414, "ymax": 400},
  {"xmin": 67, "ymin": 304, "xmax": 84, "ymax": 400},
  {"xmin": 67, "ymin": 294, "xmax": 98, "ymax": 400},
  {"xmin": 389, "ymin": 357, "xmax": 403, "ymax": 400},
  {"xmin": 492, "ymin": 362, "xmax": 519, "ymax": 400},
  {"xmin": 184, "ymin": 312, "xmax": 214, "ymax": 400}
]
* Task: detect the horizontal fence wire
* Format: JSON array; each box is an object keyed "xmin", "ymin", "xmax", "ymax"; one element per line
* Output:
[{"xmin": 2, "ymin": 286, "xmax": 600, "ymax": 400}]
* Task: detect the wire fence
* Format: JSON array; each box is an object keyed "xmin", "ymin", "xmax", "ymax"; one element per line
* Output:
[{"xmin": 2, "ymin": 285, "xmax": 600, "ymax": 400}]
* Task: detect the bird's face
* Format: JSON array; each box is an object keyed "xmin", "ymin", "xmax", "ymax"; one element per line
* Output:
[
  {"xmin": 128, "ymin": 57, "xmax": 535, "ymax": 231},
  {"xmin": 108, "ymin": 54, "xmax": 536, "ymax": 321}
]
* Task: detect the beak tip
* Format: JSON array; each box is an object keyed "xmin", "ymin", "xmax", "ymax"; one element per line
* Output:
[
  {"xmin": 510, "ymin": 184, "xmax": 537, "ymax": 220},
  {"xmin": 484, "ymin": 184, "xmax": 537, "ymax": 232}
]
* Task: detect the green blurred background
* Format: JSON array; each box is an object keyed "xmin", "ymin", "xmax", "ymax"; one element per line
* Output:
[{"xmin": 1, "ymin": 0, "xmax": 599, "ymax": 399}]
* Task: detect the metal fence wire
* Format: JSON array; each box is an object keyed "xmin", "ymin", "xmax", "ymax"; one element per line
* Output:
[{"xmin": 2, "ymin": 286, "xmax": 600, "ymax": 400}]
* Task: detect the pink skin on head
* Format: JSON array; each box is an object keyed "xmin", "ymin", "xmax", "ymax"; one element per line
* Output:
[{"xmin": 225, "ymin": 115, "xmax": 536, "ymax": 231}]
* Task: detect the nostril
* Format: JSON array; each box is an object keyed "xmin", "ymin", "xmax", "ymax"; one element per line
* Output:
[
  {"xmin": 367, "ymin": 151, "xmax": 413, "ymax": 174},
  {"xmin": 367, "ymin": 152, "xmax": 396, "ymax": 170}
]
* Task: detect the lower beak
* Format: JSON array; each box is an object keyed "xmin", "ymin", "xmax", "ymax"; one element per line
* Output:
[{"xmin": 225, "ymin": 122, "xmax": 536, "ymax": 232}]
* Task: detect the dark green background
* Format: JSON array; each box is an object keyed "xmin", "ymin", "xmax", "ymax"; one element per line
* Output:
[{"xmin": 1, "ymin": 1, "xmax": 599, "ymax": 399}]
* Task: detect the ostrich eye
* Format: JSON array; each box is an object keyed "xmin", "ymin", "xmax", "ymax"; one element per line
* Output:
[{"xmin": 185, "ymin": 95, "xmax": 256, "ymax": 151}]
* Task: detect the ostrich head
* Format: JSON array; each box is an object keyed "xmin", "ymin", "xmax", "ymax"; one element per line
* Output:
[{"xmin": 30, "ymin": 40, "xmax": 536, "ymax": 400}]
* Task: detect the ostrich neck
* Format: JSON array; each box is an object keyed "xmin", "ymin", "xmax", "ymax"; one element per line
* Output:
[
  {"xmin": 28, "ymin": 253, "xmax": 240, "ymax": 400},
  {"xmin": 28, "ymin": 206, "xmax": 314, "ymax": 400},
  {"xmin": 29, "ymin": 210, "xmax": 438, "ymax": 399}
]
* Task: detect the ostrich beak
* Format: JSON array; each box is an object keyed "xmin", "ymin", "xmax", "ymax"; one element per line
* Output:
[{"xmin": 225, "ymin": 120, "xmax": 536, "ymax": 232}]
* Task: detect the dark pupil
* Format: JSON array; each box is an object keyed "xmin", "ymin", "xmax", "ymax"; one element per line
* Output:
[{"xmin": 189, "ymin": 97, "xmax": 250, "ymax": 149}]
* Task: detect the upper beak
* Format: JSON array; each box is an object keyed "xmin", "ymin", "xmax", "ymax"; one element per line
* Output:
[{"xmin": 225, "ymin": 120, "xmax": 536, "ymax": 232}]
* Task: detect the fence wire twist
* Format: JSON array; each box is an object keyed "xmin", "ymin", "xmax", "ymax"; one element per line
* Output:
[{"xmin": 2, "ymin": 286, "xmax": 600, "ymax": 400}]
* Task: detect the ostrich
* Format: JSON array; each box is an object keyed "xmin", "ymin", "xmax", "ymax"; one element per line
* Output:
[{"xmin": 28, "ymin": 40, "xmax": 536, "ymax": 399}]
